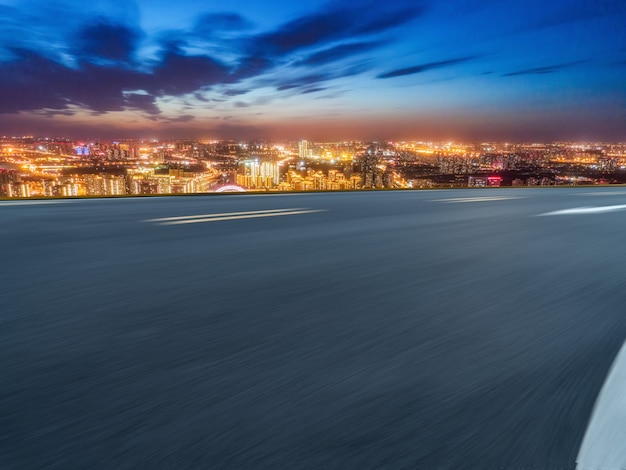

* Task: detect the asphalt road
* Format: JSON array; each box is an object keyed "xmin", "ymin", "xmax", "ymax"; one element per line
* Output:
[{"xmin": 1, "ymin": 188, "xmax": 626, "ymax": 469}]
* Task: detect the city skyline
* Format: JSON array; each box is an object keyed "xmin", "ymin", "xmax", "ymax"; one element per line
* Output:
[
  {"xmin": 4, "ymin": 137, "xmax": 626, "ymax": 199},
  {"xmin": 0, "ymin": 0, "xmax": 625, "ymax": 141}
]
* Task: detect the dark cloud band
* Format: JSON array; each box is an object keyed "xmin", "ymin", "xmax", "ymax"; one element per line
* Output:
[{"xmin": 377, "ymin": 56, "xmax": 477, "ymax": 79}]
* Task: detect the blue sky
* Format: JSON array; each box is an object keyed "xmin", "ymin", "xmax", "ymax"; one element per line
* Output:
[{"xmin": 0, "ymin": 0, "xmax": 624, "ymax": 140}]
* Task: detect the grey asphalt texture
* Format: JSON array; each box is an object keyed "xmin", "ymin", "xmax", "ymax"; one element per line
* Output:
[{"xmin": 1, "ymin": 188, "xmax": 626, "ymax": 469}]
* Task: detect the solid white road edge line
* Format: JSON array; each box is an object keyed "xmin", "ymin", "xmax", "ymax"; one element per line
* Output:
[
  {"xmin": 158, "ymin": 209, "xmax": 326, "ymax": 225},
  {"xmin": 145, "ymin": 208, "xmax": 307, "ymax": 222},
  {"xmin": 538, "ymin": 205, "xmax": 626, "ymax": 216},
  {"xmin": 576, "ymin": 340, "xmax": 626, "ymax": 470}
]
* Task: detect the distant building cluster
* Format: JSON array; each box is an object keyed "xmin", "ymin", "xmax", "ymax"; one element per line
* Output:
[
  {"xmin": 237, "ymin": 160, "xmax": 280, "ymax": 189},
  {"xmin": 0, "ymin": 169, "xmax": 29, "ymax": 197},
  {"xmin": 2, "ymin": 136, "xmax": 626, "ymax": 198},
  {"xmin": 280, "ymin": 169, "xmax": 362, "ymax": 191}
]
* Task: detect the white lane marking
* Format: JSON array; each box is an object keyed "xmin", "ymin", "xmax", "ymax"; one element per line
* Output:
[
  {"xmin": 434, "ymin": 196, "xmax": 524, "ymax": 203},
  {"xmin": 576, "ymin": 341, "xmax": 626, "ymax": 470},
  {"xmin": 578, "ymin": 192, "xmax": 626, "ymax": 196},
  {"xmin": 145, "ymin": 208, "xmax": 307, "ymax": 223},
  {"xmin": 539, "ymin": 205, "xmax": 626, "ymax": 216},
  {"xmin": 157, "ymin": 209, "xmax": 325, "ymax": 225},
  {"xmin": 0, "ymin": 200, "xmax": 72, "ymax": 206}
]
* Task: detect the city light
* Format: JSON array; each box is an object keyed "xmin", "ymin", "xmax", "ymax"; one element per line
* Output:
[{"xmin": 2, "ymin": 138, "xmax": 626, "ymax": 198}]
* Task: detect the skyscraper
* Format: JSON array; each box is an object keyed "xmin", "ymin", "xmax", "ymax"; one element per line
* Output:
[
  {"xmin": 298, "ymin": 140, "xmax": 309, "ymax": 160},
  {"xmin": 237, "ymin": 160, "xmax": 280, "ymax": 189}
]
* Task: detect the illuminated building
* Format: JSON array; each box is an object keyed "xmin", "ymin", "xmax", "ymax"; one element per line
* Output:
[
  {"xmin": 85, "ymin": 175, "xmax": 127, "ymax": 196},
  {"xmin": 133, "ymin": 179, "xmax": 159, "ymax": 195},
  {"xmin": 0, "ymin": 169, "xmax": 19, "ymax": 197},
  {"xmin": 237, "ymin": 160, "xmax": 279, "ymax": 189},
  {"xmin": 18, "ymin": 183, "xmax": 30, "ymax": 198},
  {"xmin": 299, "ymin": 140, "xmax": 309, "ymax": 160},
  {"xmin": 60, "ymin": 183, "xmax": 81, "ymax": 197},
  {"xmin": 104, "ymin": 176, "xmax": 127, "ymax": 195},
  {"xmin": 85, "ymin": 175, "xmax": 105, "ymax": 195}
]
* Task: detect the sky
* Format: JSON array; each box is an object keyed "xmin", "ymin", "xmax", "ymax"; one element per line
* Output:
[{"xmin": 0, "ymin": 0, "xmax": 624, "ymax": 141}]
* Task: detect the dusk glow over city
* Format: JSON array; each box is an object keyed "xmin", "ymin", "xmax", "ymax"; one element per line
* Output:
[{"xmin": 1, "ymin": 0, "xmax": 624, "ymax": 140}]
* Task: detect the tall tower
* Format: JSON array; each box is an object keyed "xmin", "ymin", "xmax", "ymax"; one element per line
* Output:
[{"xmin": 298, "ymin": 140, "xmax": 309, "ymax": 160}]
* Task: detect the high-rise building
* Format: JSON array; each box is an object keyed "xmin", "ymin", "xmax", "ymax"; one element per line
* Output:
[
  {"xmin": 237, "ymin": 160, "xmax": 280, "ymax": 189},
  {"xmin": 299, "ymin": 140, "xmax": 309, "ymax": 160},
  {"xmin": 84, "ymin": 175, "xmax": 126, "ymax": 196},
  {"xmin": 104, "ymin": 176, "xmax": 127, "ymax": 195},
  {"xmin": 0, "ymin": 169, "xmax": 18, "ymax": 197},
  {"xmin": 18, "ymin": 183, "xmax": 30, "ymax": 198},
  {"xmin": 85, "ymin": 175, "xmax": 105, "ymax": 196}
]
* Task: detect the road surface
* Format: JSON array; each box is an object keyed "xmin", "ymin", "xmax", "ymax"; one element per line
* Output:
[{"xmin": 1, "ymin": 188, "xmax": 626, "ymax": 469}]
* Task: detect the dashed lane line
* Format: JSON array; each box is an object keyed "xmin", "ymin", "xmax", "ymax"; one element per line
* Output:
[
  {"xmin": 538, "ymin": 205, "xmax": 626, "ymax": 216},
  {"xmin": 157, "ymin": 210, "xmax": 325, "ymax": 225},
  {"xmin": 144, "ymin": 208, "xmax": 308, "ymax": 223},
  {"xmin": 145, "ymin": 208, "xmax": 326, "ymax": 225},
  {"xmin": 434, "ymin": 196, "xmax": 525, "ymax": 203},
  {"xmin": 577, "ymin": 192, "xmax": 626, "ymax": 196}
]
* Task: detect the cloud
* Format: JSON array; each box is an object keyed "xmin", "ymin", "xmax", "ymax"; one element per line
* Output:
[
  {"xmin": 250, "ymin": 2, "xmax": 420, "ymax": 57},
  {"xmin": 193, "ymin": 92, "xmax": 210, "ymax": 102},
  {"xmin": 301, "ymin": 87, "xmax": 328, "ymax": 94},
  {"xmin": 124, "ymin": 93, "xmax": 161, "ymax": 115},
  {"xmin": 148, "ymin": 45, "xmax": 231, "ymax": 96},
  {"xmin": 503, "ymin": 60, "xmax": 584, "ymax": 77},
  {"xmin": 0, "ymin": 49, "xmax": 71, "ymax": 112},
  {"xmin": 276, "ymin": 72, "xmax": 332, "ymax": 90},
  {"xmin": 0, "ymin": 41, "xmax": 233, "ymax": 115},
  {"xmin": 75, "ymin": 17, "xmax": 142, "ymax": 64},
  {"xmin": 150, "ymin": 1, "xmax": 423, "ymax": 86},
  {"xmin": 0, "ymin": 1, "xmax": 141, "ymax": 63},
  {"xmin": 377, "ymin": 56, "xmax": 476, "ymax": 78},
  {"xmin": 193, "ymin": 12, "xmax": 253, "ymax": 36},
  {"xmin": 298, "ymin": 41, "xmax": 384, "ymax": 66},
  {"xmin": 237, "ymin": 0, "xmax": 425, "ymax": 77},
  {"xmin": 0, "ymin": 46, "xmax": 228, "ymax": 115},
  {"xmin": 232, "ymin": 56, "xmax": 274, "ymax": 80},
  {"xmin": 272, "ymin": 62, "xmax": 370, "ymax": 93},
  {"xmin": 222, "ymin": 88, "xmax": 250, "ymax": 96},
  {"xmin": 38, "ymin": 109, "xmax": 77, "ymax": 118},
  {"xmin": 276, "ymin": 84, "xmax": 298, "ymax": 91},
  {"xmin": 167, "ymin": 114, "xmax": 195, "ymax": 123},
  {"xmin": 0, "ymin": 0, "xmax": 425, "ymax": 117}
]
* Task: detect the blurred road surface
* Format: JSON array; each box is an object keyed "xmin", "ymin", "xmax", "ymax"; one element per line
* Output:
[{"xmin": 2, "ymin": 188, "xmax": 626, "ymax": 469}]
